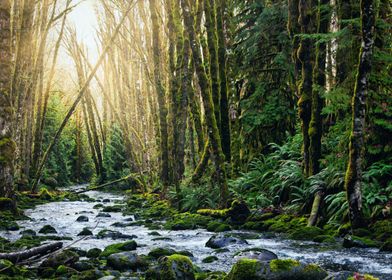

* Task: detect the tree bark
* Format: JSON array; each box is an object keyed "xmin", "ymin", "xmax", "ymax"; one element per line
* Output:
[
  {"xmin": 0, "ymin": 242, "xmax": 63, "ymax": 263},
  {"xmin": 344, "ymin": 0, "xmax": 375, "ymax": 229}
]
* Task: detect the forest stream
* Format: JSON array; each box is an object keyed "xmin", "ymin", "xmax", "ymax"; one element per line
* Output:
[{"xmin": 1, "ymin": 186, "xmax": 391, "ymax": 280}]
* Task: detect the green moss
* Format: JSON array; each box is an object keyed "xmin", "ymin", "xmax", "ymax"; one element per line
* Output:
[
  {"xmin": 224, "ymin": 258, "xmax": 261, "ymax": 280},
  {"xmin": 313, "ymin": 235, "xmax": 335, "ymax": 243},
  {"xmin": 86, "ymin": 248, "xmax": 102, "ymax": 258},
  {"xmin": 160, "ymin": 254, "xmax": 194, "ymax": 280},
  {"xmin": 347, "ymin": 274, "xmax": 379, "ymax": 280},
  {"xmin": 37, "ymin": 188, "xmax": 53, "ymax": 200},
  {"xmin": 380, "ymin": 237, "xmax": 392, "ymax": 251},
  {"xmin": 207, "ymin": 221, "xmax": 231, "ymax": 232},
  {"xmin": 202, "ymin": 256, "xmax": 218, "ymax": 263},
  {"xmin": 38, "ymin": 225, "xmax": 57, "ymax": 234},
  {"xmin": 102, "ymin": 205, "xmax": 123, "ymax": 212},
  {"xmin": 288, "ymin": 226, "xmax": 324, "ymax": 240},
  {"xmin": 165, "ymin": 212, "xmax": 211, "ymax": 230},
  {"xmin": 371, "ymin": 220, "xmax": 392, "ymax": 241},
  {"xmin": 269, "ymin": 259, "xmax": 300, "ymax": 272},
  {"xmin": 148, "ymin": 247, "xmax": 177, "ymax": 259},
  {"xmin": 100, "ymin": 241, "xmax": 137, "ymax": 257},
  {"xmin": 0, "ymin": 137, "xmax": 16, "ymax": 164},
  {"xmin": 197, "ymin": 208, "xmax": 229, "ymax": 218}
]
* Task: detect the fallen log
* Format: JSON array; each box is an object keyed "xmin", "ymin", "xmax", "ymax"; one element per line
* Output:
[
  {"xmin": 74, "ymin": 173, "xmax": 144, "ymax": 194},
  {"xmin": 0, "ymin": 242, "xmax": 63, "ymax": 263}
]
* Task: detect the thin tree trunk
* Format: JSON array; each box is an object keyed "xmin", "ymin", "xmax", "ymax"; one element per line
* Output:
[{"xmin": 345, "ymin": 0, "xmax": 375, "ymax": 229}]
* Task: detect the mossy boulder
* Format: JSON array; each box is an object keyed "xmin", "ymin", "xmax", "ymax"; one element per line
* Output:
[
  {"xmin": 86, "ymin": 248, "xmax": 102, "ymax": 258},
  {"xmin": 100, "ymin": 240, "xmax": 137, "ymax": 257},
  {"xmin": 148, "ymin": 247, "xmax": 177, "ymax": 259},
  {"xmin": 202, "ymin": 256, "xmax": 219, "ymax": 263},
  {"xmin": 198, "ymin": 200, "xmax": 250, "ymax": 224},
  {"xmin": 225, "ymin": 258, "xmax": 327, "ymax": 280},
  {"xmin": 55, "ymin": 265, "xmax": 78, "ymax": 276},
  {"xmin": 146, "ymin": 254, "xmax": 195, "ymax": 280},
  {"xmin": 0, "ymin": 197, "xmax": 13, "ymax": 211},
  {"xmin": 20, "ymin": 229, "xmax": 36, "ymax": 237},
  {"xmin": 106, "ymin": 252, "xmax": 147, "ymax": 271},
  {"xmin": 288, "ymin": 226, "xmax": 324, "ymax": 240},
  {"xmin": 78, "ymin": 227, "xmax": 93, "ymax": 236},
  {"xmin": 41, "ymin": 249, "xmax": 79, "ymax": 268},
  {"xmin": 76, "ymin": 215, "xmax": 89, "ymax": 222},
  {"xmin": 102, "ymin": 205, "xmax": 123, "ymax": 212},
  {"xmin": 97, "ymin": 229, "xmax": 136, "ymax": 239},
  {"xmin": 165, "ymin": 212, "xmax": 212, "ymax": 230},
  {"xmin": 38, "ymin": 224, "xmax": 57, "ymax": 234},
  {"xmin": 343, "ymin": 235, "xmax": 379, "ymax": 248},
  {"xmin": 207, "ymin": 221, "xmax": 231, "ymax": 232},
  {"xmin": 234, "ymin": 248, "xmax": 277, "ymax": 262}
]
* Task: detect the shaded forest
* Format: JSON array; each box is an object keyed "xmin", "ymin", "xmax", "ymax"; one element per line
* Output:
[{"xmin": 0, "ymin": 0, "xmax": 391, "ymax": 279}]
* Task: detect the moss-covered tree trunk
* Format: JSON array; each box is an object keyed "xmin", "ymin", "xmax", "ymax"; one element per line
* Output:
[
  {"xmin": 297, "ymin": 0, "xmax": 315, "ymax": 177},
  {"xmin": 0, "ymin": 0, "xmax": 15, "ymax": 198},
  {"xmin": 149, "ymin": 0, "xmax": 170, "ymax": 186},
  {"xmin": 308, "ymin": 0, "xmax": 330, "ymax": 226},
  {"xmin": 216, "ymin": 0, "xmax": 231, "ymax": 163},
  {"xmin": 345, "ymin": 0, "xmax": 375, "ymax": 229},
  {"xmin": 181, "ymin": 0, "xmax": 228, "ymax": 206}
]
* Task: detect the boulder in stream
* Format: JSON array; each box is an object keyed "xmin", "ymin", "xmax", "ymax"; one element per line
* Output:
[
  {"xmin": 146, "ymin": 254, "xmax": 195, "ymax": 280},
  {"xmin": 234, "ymin": 248, "xmax": 278, "ymax": 262},
  {"xmin": 205, "ymin": 233, "xmax": 248, "ymax": 249},
  {"xmin": 86, "ymin": 248, "xmax": 102, "ymax": 258},
  {"xmin": 225, "ymin": 258, "xmax": 327, "ymax": 280},
  {"xmin": 106, "ymin": 252, "xmax": 147, "ymax": 271},
  {"xmin": 97, "ymin": 229, "xmax": 137, "ymax": 240},
  {"xmin": 100, "ymin": 240, "xmax": 137, "ymax": 257},
  {"xmin": 96, "ymin": 212, "xmax": 111, "ymax": 218},
  {"xmin": 77, "ymin": 227, "xmax": 93, "ymax": 236},
  {"xmin": 41, "ymin": 249, "xmax": 79, "ymax": 268},
  {"xmin": 76, "ymin": 215, "xmax": 89, "ymax": 222},
  {"xmin": 38, "ymin": 225, "xmax": 57, "ymax": 234}
]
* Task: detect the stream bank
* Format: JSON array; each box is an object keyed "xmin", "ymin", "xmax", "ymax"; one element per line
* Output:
[{"xmin": 0, "ymin": 186, "xmax": 391, "ymax": 279}]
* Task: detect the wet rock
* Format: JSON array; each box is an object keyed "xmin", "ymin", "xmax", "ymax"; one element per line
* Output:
[
  {"xmin": 227, "ymin": 200, "xmax": 251, "ymax": 224},
  {"xmin": 225, "ymin": 258, "xmax": 327, "ymax": 280},
  {"xmin": 107, "ymin": 252, "xmax": 146, "ymax": 271},
  {"xmin": 124, "ymin": 217, "xmax": 134, "ymax": 221},
  {"xmin": 205, "ymin": 234, "xmax": 248, "ymax": 249},
  {"xmin": 71, "ymin": 260, "xmax": 95, "ymax": 271},
  {"xmin": 101, "ymin": 240, "xmax": 138, "ymax": 257},
  {"xmin": 102, "ymin": 205, "xmax": 123, "ymax": 212},
  {"xmin": 202, "ymin": 256, "xmax": 218, "ymax": 263},
  {"xmin": 38, "ymin": 225, "xmax": 57, "ymax": 234},
  {"xmin": 146, "ymin": 254, "xmax": 195, "ymax": 280},
  {"xmin": 343, "ymin": 235, "xmax": 378, "ymax": 248},
  {"xmin": 96, "ymin": 212, "xmax": 111, "ymax": 218},
  {"xmin": 98, "ymin": 277, "xmax": 116, "ymax": 280},
  {"xmin": 148, "ymin": 247, "xmax": 177, "ymax": 259},
  {"xmin": 152, "ymin": 237, "xmax": 173, "ymax": 241},
  {"xmin": 103, "ymin": 199, "xmax": 110, "ymax": 203},
  {"xmin": 69, "ymin": 248, "xmax": 87, "ymax": 257},
  {"xmin": 76, "ymin": 215, "xmax": 89, "ymax": 222},
  {"xmin": 20, "ymin": 229, "xmax": 36, "ymax": 237},
  {"xmin": 87, "ymin": 248, "xmax": 102, "ymax": 258},
  {"xmin": 41, "ymin": 249, "xmax": 79, "ymax": 268},
  {"xmin": 93, "ymin": 203, "xmax": 104, "ymax": 209},
  {"xmin": 97, "ymin": 229, "xmax": 137, "ymax": 240},
  {"xmin": 77, "ymin": 227, "xmax": 93, "ymax": 236},
  {"xmin": 111, "ymin": 222, "xmax": 131, "ymax": 228},
  {"xmin": 80, "ymin": 269, "xmax": 105, "ymax": 279},
  {"xmin": 234, "ymin": 248, "xmax": 278, "ymax": 262},
  {"xmin": 55, "ymin": 265, "xmax": 78, "ymax": 277},
  {"xmin": 148, "ymin": 231, "xmax": 161, "ymax": 236}
]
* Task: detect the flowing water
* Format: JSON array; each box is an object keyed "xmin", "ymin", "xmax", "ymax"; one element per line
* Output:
[{"xmin": 1, "ymin": 186, "xmax": 391, "ymax": 279}]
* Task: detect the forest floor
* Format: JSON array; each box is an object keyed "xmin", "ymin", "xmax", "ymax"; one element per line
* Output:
[{"xmin": 0, "ymin": 186, "xmax": 391, "ymax": 279}]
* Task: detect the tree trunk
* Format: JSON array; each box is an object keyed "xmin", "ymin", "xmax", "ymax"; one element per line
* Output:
[
  {"xmin": 149, "ymin": 0, "xmax": 170, "ymax": 186},
  {"xmin": 345, "ymin": 0, "xmax": 375, "ymax": 229},
  {"xmin": 0, "ymin": 0, "xmax": 15, "ymax": 198}
]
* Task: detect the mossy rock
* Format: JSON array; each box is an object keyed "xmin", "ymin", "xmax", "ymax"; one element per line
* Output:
[
  {"xmin": 288, "ymin": 226, "xmax": 324, "ymax": 240},
  {"xmin": 93, "ymin": 203, "xmax": 104, "ymax": 209},
  {"xmin": 165, "ymin": 212, "xmax": 212, "ymax": 230},
  {"xmin": 100, "ymin": 240, "xmax": 137, "ymax": 257},
  {"xmin": 149, "ymin": 231, "xmax": 161, "ymax": 236},
  {"xmin": 242, "ymin": 221, "xmax": 268, "ymax": 231},
  {"xmin": 38, "ymin": 188, "xmax": 54, "ymax": 200},
  {"xmin": 38, "ymin": 224, "xmax": 57, "ymax": 234},
  {"xmin": 202, "ymin": 256, "xmax": 219, "ymax": 263},
  {"xmin": 78, "ymin": 227, "xmax": 93, "ymax": 236},
  {"xmin": 198, "ymin": 200, "xmax": 250, "ymax": 224},
  {"xmin": 207, "ymin": 221, "xmax": 231, "ymax": 232},
  {"xmin": 313, "ymin": 235, "xmax": 335, "ymax": 243},
  {"xmin": 41, "ymin": 249, "xmax": 79, "ymax": 268},
  {"xmin": 0, "ymin": 197, "xmax": 13, "ymax": 211},
  {"xmin": 86, "ymin": 248, "xmax": 102, "ymax": 258},
  {"xmin": 102, "ymin": 205, "xmax": 123, "ymax": 212},
  {"xmin": 225, "ymin": 258, "xmax": 327, "ymax": 280},
  {"xmin": 196, "ymin": 271, "xmax": 226, "ymax": 280},
  {"xmin": 371, "ymin": 220, "xmax": 392, "ymax": 241},
  {"xmin": 56, "ymin": 265, "xmax": 78, "ymax": 276},
  {"xmin": 347, "ymin": 274, "xmax": 380, "ymax": 280},
  {"xmin": 148, "ymin": 247, "xmax": 177, "ymax": 259},
  {"xmin": 343, "ymin": 235, "xmax": 379, "ymax": 248},
  {"xmin": 146, "ymin": 254, "xmax": 195, "ymax": 280},
  {"xmin": 106, "ymin": 251, "xmax": 147, "ymax": 271},
  {"xmin": 0, "ymin": 259, "xmax": 16, "ymax": 275}
]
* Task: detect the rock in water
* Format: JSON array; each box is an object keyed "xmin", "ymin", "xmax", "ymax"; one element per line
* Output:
[
  {"xmin": 235, "ymin": 248, "xmax": 278, "ymax": 262},
  {"xmin": 41, "ymin": 250, "xmax": 79, "ymax": 268},
  {"xmin": 106, "ymin": 252, "xmax": 146, "ymax": 271},
  {"xmin": 76, "ymin": 215, "xmax": 89, "ymax": 222},
  {"xmin": 146, "ymin": 254, "xmax": 195, "ymax": 280},
  {"xmin": 205, "ymin": 234, "xmax": 248, "ymax": 249},
  {"xmin": 38, "ymin": 225, "xmax": 57, "ymax": 234}
]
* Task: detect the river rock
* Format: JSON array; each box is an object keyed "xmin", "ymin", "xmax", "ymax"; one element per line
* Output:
[
  {"xmin": 101, "ymin": 241, "xmax": 137, "ymax": 257},
  {"xmin": 103, "ymin": 199, "xmax": 110, "ymax": 203},
  {"xmin": 86, "ymin": 248, "xmax": 102, "ymax": 258},
  {"xmin": 76, "ymin": 215, "xmax": 89, "ymax": 222},
  {"xmin": 227, "ymin": 200, "xmax": 251, "ymax": 223},
  {"xmin": 205, "ymin": 233, "xmax": 248, "ymax": 249},
  {"xmin": 106, "ymin": 252, "xmax": 146, "ymax": 271},
  {"xmin": 96, "ymin": 212, "xmax": 111, "ymax": 218},
  {"xmin": 77, "ymin": 227, "xmax": 93, "ymax": 236},
  {"xmin": 20, "ymin": 229, "xmax": 36, "ymax": 237},
  {"xmin": 148, "ymin": 247, "xmax": 176, "ymax": 259},
  {"xmin": 96, "ymin": 229, "xmax": 137, "ymax": 239},
  {"xmin": 343, "ymin": 235, "xmax": 378, "ymax": 248},
  {"xmin": 71, "ymin": 260, "xmax": 95, "ymax": 271},
  {"xmin": 41, "ymin": 250, "xmax": 79, "ymax": 268},
  {"xmin": 146, "ymin": 254, "xmax": 195, "ymax": 280},
  {"xmin": 235, "ymin": 248, "xmax": 278, "ymax": 262},
  {"xmin": 38, "ymin": 225, "xmax": 57, "ymax": 234},
  {"xmin": 225, "ymin": 258, "xmax": 327, "ymax": 280}
]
